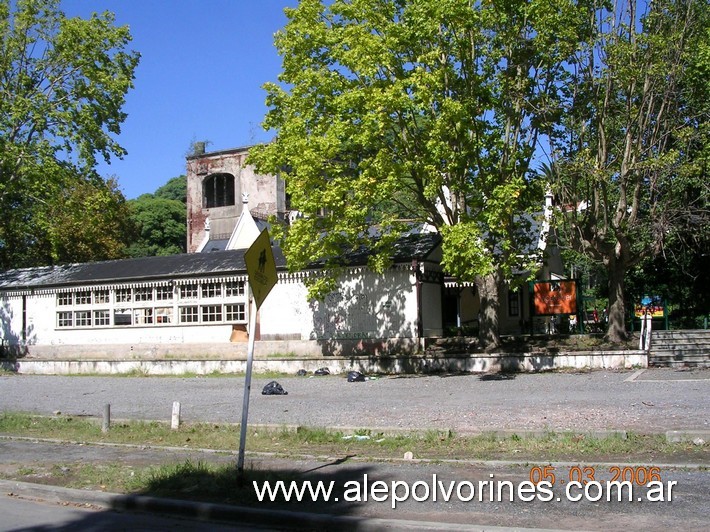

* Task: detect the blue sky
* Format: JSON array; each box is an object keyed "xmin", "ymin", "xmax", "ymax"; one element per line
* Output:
[{"xmin": 62, "ymin": 0, "xmax": 294, "ymax": 199}]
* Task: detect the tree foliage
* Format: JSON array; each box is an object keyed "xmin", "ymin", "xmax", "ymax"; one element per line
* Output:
[
  {"xmin": 548, "ymin": 0, "xmax": 710, "ymax": 341},
  {"xmin": 0, "ymin": 0, "xmax": 139, "ymax": 268},
  {"xmin": 126, "ymin": 177, "xmax": 187, "ymax": 258},
  {"xmin": 154, "ymin": 175, "xmax": 187, "ymax": 204},
  {"xmin": 250, "ymin": 0, "xmax": 594, "ymax": 347},
  {"xmin": 0, "ymin": 173, "xmax": 135, "ymax": 267}
]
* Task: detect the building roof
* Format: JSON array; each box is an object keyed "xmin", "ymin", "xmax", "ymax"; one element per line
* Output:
[
  {"xmin": 0, "ymin": 249, "xmax": 287, "ymax": 290},
  {"xmin": 0, "ymin": 233, "xmax": 442, "ymax": 291},
  {"xmin": 200, "ymin": 239, "xmax": 230, "ymax": 253},
  {"xmin": 327, "ymin": 232, "xmax": 441, "ymax": 267}
]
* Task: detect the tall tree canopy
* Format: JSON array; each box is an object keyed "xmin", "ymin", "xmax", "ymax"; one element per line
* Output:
[
  {"xmin": 154, "ymin": 175, "xmax": 187, "ymax": 204},
  {"xmin": 548, "ymin": 0, "xmax": 710, "ymax": 341},
  {"xmin": 250, "ymin": 0, "xmax": 595, "ymax": 347},
  {"xmin": 126, "ymin": 176, "xmax": 187, "ymax": 258},
  {"xmin": 0, "ymin": 0, "xmax": 140, "ymax": 268}
]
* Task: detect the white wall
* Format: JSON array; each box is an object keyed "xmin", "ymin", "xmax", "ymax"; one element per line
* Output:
[
  {"xmin": 258, "ymin": 278, "xmax": 313, "ymax": 340},
  {"xmin": 300, "ymin": 268, "xmax": 418, "ymax": 341},
  {"xmin": 1, "ymin": 266, "xmax": 426, "ymax": 353}
]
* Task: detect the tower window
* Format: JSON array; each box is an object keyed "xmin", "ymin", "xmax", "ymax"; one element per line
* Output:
[{"xmin": 203, "ymin": 173, "xmax": 235, "ymax": 208}]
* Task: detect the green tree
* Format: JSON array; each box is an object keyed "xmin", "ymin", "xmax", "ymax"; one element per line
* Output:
[
  {"xmin": 0, "ymin": 0, "xmax": 139, "ymax": 268},
  {"xmin": 126, "ymin": 193, "xmax": 186, "ymax": 257},
  {"xmin": 39, "ymin": 176, "xmax": 135, "ymax": 263},
  {"xmin": 250, "ymin": 0, "xmax": 594, "ymax": 347},
  {"xmin": 548, "ymin": 0, "xmax": 710, "ymax": 341},
  {"xmin": 0, "ymin": 173, "xmax": 135, "ymax": 267},
  {"xmin": 154, "ymin": 175, "xmax": 187, "ymax": 204}
]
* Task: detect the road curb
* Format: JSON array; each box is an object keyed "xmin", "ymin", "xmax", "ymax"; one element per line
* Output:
[{"xmin": 666, "ymin": 430, "xmax": 709, "ymax": 443}]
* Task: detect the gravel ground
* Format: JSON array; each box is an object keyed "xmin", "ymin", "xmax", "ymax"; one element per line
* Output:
[{"xmin": 1, "ymin": 368, "xmax": 708, "ymax": 433}]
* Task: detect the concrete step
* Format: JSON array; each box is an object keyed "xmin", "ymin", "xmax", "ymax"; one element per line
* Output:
[
  {"xmin": 649, "ymin": 329, "xmax": 710, "ymax": 367},
  {"xmin": 654, "ymin": 353, "xmax": 710, "ymax": 360},
  {"xmin": 652, "ymin": 330, "xmax": 710, "ymax": 340},
  {"xmin": 649, "ymin": 359, "xmax": 710, "ymax": 368},
  {"xmin": 653, "ymin": 351, "xmax": 710, "ymax": 358},
  {"xmin": 653, "ymin": 343, "xmax": 710, "ymax": 351}
]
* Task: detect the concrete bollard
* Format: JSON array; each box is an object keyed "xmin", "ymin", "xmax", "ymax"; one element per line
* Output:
[
  {"xmin": 171, "ymin": 401, "xmax": 181, "ymax": 430},
  {"xmin": 102, "ymin": 404, "xmax": 110, "ymax": 433}
]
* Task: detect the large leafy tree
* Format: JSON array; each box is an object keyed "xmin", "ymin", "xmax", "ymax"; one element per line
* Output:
[
  {"xmin": 250, "ymin": 0, "xmax": 594, "ymax": 348},
  {"xmin": 126, "ymin": 176, "xmax": 187, "ymax": 258},
  {"xmin": 0, "ymin": 173, "xmax": 135, "ymax": 267},
  {"xmin": 548, "ymin": 0, "xmax": 709, "ymax": 341},
  {"xmin": 154, "ymin": 175, "xmax": 187, "ymax": 204},
  {"xmin": 38, "ymin": 176, "xmax": 134, "ymax": 264},
  {"xmin": 0, "ymin": 0, "xmax": 139, "ymax": 268}
]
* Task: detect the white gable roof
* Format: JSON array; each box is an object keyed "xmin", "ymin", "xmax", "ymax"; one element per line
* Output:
[{"xmin": 226, "ymin": 194, "xmax": 262, "ymax": 250}]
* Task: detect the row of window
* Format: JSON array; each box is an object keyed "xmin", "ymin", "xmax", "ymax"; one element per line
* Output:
[
  {"xmin": 55, "ymin": 282, "xmax": 248, "ymax": 329},
  {"xmin": 56, "ymin": 282, "xmax": 245, "ymax": 306},
  {"xmin": 56, "ymin": 303, "xmax": 246, "ymax": 328}
]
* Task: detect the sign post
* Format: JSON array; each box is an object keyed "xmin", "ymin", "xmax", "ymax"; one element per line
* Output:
[{"xmin": 237, "ymin": 229, "xmax": 277, "ymax": 479}]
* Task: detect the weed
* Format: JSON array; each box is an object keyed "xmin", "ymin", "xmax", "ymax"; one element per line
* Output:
[{"xmin": 0, "ymin": 412, "xmax": 706, "ymax": 465}]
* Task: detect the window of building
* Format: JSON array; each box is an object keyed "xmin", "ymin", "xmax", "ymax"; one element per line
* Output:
[
  {"xmin": 155, "ymin": 307, "xmax": 173, "ymax": 324},
  {"xmin": 75, "ymin": 291, "xmax": 91, "ymax": 305},
  {"xmin": 225, "ymin": 281, "xmax": 245, "ymax": 297},
  {"xmin": 508, "ymin": 290, "xmax": 521, "ymax": 317},
  {"xmin": 203, "ymin": 173, "xmax": 235, "ymax": 208},
  {"xmin": 75, "ymin": 310, "xmax": 91, "ymax": 327},
  {"xmin": 225, "ymin": 303, "xmax": 246, "ymax": 322},
  {"xmin": 53, "ymin": 279, "xmax": 249, "ymax": 329},
  {"xmin": 114, "ymin": 310, "xmax": 132, "ymax": 326},
  {"xmin": 156, "ymin": 286, "xmax": 173, "ymax": 301},
  {"xmin": 134, "ymin": 287, "xmax": 153, "ymax": 302},
  {"xmin": 94, "ymin": 310, "xmax": 111, "ymax": 326},
  {"xmin": 94, "ymin": 290, "xmax": 110, "ymax": 304},
  {"xmin": 201, "ymin": 282, "xmax": 221, "ymax": 299},
  {"xmin": 116, "ymin": 289, "xmax": 132, "ymax": 303},
  {"xmin": 57, "ymin": 312, "xmax": 72, "ymax": 327},
  {"xmin": 134, "ymin": 308, "xmax": 153, "ymax": 325},
  {"xmin": 180, "ymin": 306, "xmax": 199, "ymax": 323},
  {"xmin": 180, "ymin": 284, "xmax": 198, "ymax": 300},
  {"xmin": 202, "ymin": 305, "xmax": 222, "ymax": 322}
]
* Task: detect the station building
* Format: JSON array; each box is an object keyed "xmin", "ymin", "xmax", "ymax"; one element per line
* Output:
[{"xmin": 0, "ymin": 145, "xmax": 559, "ymax": 361}]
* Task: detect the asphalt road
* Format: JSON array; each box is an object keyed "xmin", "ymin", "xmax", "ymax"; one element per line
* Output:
[
  {"xmin": 0, "ymin": 368, "xmax": 708, "ymax": 434},
  {"xmin": 0, "ymin": 492, "xmax": 248, "ymax": 532},
  {"xmin": 0, "ymin": 368, "xmax": 708, "ymax": 531}
]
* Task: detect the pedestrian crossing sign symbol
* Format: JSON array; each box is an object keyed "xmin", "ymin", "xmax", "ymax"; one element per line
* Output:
[{"xmin": 244, "ymin": 229, "xmax": 277, "ymax": 309}]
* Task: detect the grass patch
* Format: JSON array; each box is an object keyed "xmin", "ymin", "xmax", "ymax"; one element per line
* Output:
[
  {"xmin": 0, "ymin": 411, "xmax": 707, "ymax": 506},
  {"xmin": 0, "ymin": 411, "xmax": 706, "ymax": 464}
]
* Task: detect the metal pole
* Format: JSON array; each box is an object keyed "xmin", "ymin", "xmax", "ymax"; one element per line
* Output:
[{"xmin": 237, "ymin": 294, "xmax": 257, "ymax": 477}]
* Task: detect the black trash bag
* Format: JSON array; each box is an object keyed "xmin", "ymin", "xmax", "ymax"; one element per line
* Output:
[
  {"xmin": 296, "ymin": 369, "xmax": 308, "ymax": 376},
  {"xmin": 314, "ymin": 367, "xmax": 330, "ymax": 376},
  {"xmin": 262, "ymin": 381, "xmax": 288, "ymax": 395},
  {"xmin": 347, "ymin": 371, "xmax": 366, "ymax": 382}
]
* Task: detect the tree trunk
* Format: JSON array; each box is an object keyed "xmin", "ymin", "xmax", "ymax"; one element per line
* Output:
[
  {"xmin": 476, "ymin": 271, "xmax": 502, "ymax": 350},
  {"xmin": 606, "ymin": 255, "xmax": 628, "ymax": 343}
]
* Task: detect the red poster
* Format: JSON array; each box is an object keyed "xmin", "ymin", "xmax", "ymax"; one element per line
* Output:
[{"xmin": 533, "ymin": 281, "xmax": 577, "ymax": 315}]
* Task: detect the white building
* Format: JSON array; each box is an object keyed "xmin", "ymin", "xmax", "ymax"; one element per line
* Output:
[
  {"xmin": 0, "ymin": 145, "xmax": 560, "ymax": 361},
  {"xmin": 0, "ymin": 228, "xmax": 443, "ymax": 359}
]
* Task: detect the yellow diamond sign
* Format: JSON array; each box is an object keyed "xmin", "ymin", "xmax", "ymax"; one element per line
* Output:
[{"xmin": 244, "ymin": 229, "xmax": 277, "ymax": 309}]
